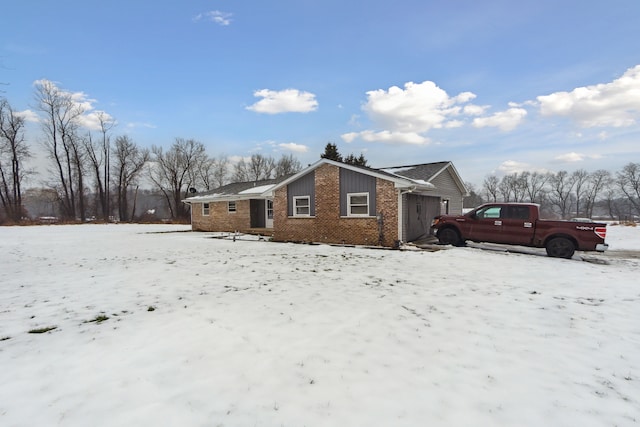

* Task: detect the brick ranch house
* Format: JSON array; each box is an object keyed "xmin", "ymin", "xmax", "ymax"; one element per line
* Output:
[{"xmin": 183, "ymin": 159, "xmax": 467, "ymax": 247}]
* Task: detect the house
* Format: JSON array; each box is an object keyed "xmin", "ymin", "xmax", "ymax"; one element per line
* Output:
[
  {"xmin": 185, "ymin": 177, "xmax": 288, "ymax": 234},
  {"xmin": 183, "ymin": 159, "xmax": 467, "ymax": 247}
]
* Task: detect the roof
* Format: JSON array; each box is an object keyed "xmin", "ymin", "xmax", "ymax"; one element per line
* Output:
[
  {"xmin": 184, "ymin": 159, "xmax": 468, "ymax": 203},
  {"xmin": 380, "ymin": 162, "xmax": 451, "ymax": 181},
  {"xmin": 379, "ymin": 161, "xmax": 469, "ymax": 196},
  {"xmin": 182, "ymin": 175, "xmax": 291, "ymax": 203},
  {"xmin": 267, "ymin": 158, "xmax": 436, "ymax": 194}
]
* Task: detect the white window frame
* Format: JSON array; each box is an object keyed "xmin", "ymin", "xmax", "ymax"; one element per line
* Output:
[
  {"xmin": 228, "ymin": 201, "xmax": 237, "ymax": 213},
  {"xmin": 202, "ymin": 202, "xmax": 210, "ymax": 216},
  {"xmin": 293, "ymin": 196, "xmax": 311, "ymax": 217},
  {"xmin": 347, "ymin": 192, "xmax": 370, "ymax": 217},
  {"xmin": 267, "ymin": 199, "xmax": 274, "ymax": 220}
]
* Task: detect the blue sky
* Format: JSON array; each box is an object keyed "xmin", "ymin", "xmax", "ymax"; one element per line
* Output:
[{"xmin": 2, "ymin": 0, "xmax": 640, "ymax": 184}]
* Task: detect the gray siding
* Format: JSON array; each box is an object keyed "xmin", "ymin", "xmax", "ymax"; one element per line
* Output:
[
  {"xmin": 430, "ymin": 168, "xmax": 464, "ymax": 215},
  {"xmin": 339, "ymin": 168, "xmax": 376, "ymax": 216},
  {"xmin": 287, "ymin": 171, "xmax": 315, "ymax": 216}
]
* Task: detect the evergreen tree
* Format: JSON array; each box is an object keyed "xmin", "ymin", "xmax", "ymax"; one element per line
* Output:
[
  {"xmin": 344, "ymin": 153, "xmax": 368, "ymax": 167},
  {"xmin": 320, "ymin": 143, "xmax": 342, "ymax": 162}
]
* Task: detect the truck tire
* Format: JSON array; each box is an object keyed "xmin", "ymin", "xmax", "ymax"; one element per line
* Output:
[
  {"xmin": 438, "ymin": 228, "xmax": 462, "ymax": 246},
  {"xmin": 545, "ymin": 237, "xmax": 575, "ymax": 259}
]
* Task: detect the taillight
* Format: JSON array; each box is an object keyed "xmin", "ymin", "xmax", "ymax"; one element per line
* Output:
[{"xmin": 594, "ymin": 227, "xmax": 607, "ymax": 240}]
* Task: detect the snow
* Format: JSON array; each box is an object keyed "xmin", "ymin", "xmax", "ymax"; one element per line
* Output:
[
  {"xmin": 238, "ymin": 184, "xmax": 276, "ymax": 195},
  {"xmin": 1, "ymin": 223, "xmax": 639, "ymax": 426}
]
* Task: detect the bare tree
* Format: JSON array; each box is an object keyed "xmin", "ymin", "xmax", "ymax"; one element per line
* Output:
[
  {"xmin": 616, "ymin": 162, "xmax": 640, "ymax": 217},
  {"xmin": 548, "ymin": 171, "xmax": 576, "ymax": 219},
  {"xmin": 498, "ymin": 174, "xmax": 518, "ymax": 202},
  {"xmin": 584, "ymin": 169, "xmax": 612, "ymax": 218},
  {"xmin": 34, "ymin": 80, "xmax": 87, "ymax": 220},
  {"xmin": 0, "ymin": 98, "xmax": 30, "ymax": 222},
  {"xmin": 247, "ymin": 154, "xmax": 275, "ymax": 181},
  {"xmin": 112, "ymin": 135, "xmax": 149, "ymax": 221},
  {"xmin": 522, "ymin": 171, "xmax": 549, "ymax": 204},
  {"xmin": 232, "ymin": 158, "xmax": 250, "ymax": 182},
  {"xmin": 211, "ymin": 155, "xmax": 229, "ymax": 188},
  {"xmin": 274, "ymin": 154, "xmax": 302, "ymax": 178},
  {"xmin": 232, "ymin": 154, "xmax": 277, "ymax": 182},
  {"xmin": 482, "ymin": 175, "xmax": 499, "ymax": 202},
  {"xmin": 83, "ymin": 111, "xmax": 115, "ymax": 221},
  {"xmin": 571, "ymin": 169, "xmax": 590, "ymax": 217},
  {"xmin": 149, "ymin": 138, "xmax": 207, "ymax": 219}
]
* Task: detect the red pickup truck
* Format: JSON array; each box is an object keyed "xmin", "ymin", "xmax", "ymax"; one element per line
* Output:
[{"xmin": 431, "ymin": 203, "xmax": 608, "ymax": 258}]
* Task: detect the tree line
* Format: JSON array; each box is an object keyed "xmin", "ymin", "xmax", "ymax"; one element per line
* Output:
[
  {"xmin": 468, "ymin": 165, "xmax": 640, "ymax": 221},
  {"xmin": 0, "ymin": 83, "xmax": 303, "ymax": 223}
]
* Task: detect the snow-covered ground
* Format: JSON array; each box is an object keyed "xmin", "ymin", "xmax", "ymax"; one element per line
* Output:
[{"xmin": 1, "ymin": 223, "xmax": 639, "ymax": 427}]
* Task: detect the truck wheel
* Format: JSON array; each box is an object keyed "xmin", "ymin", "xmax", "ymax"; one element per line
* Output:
[
  {"xmin": 545, "ymin": 237, "xmax": 575, "ymax": 259},
  {"xmin": 438, "ymin": 228, "xmax": 462, "ymax": 246}
]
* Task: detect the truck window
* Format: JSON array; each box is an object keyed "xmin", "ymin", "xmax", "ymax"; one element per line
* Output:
[
  {"xmin": 476, "ymin": 206, "xmax": 502, "ymax": 219},
  {"xmin": 505, "ymin": 206, "xmax": 530, "ymax": 220}
]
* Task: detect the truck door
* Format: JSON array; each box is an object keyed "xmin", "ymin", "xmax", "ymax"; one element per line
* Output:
[
  {"xmin": 467, "ymin": 205, "xmax": 504, "ymax": 243},
  {"xmin": 501, "ymin": 205, "xmax": 534, "ymax": 245}
]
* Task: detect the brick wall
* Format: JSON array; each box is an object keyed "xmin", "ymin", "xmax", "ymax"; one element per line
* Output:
[
  {"xmin": 190, "ymin": 200, "xmax": 252, "ymax": 232},
  {"xmin": 273, "ymin": 163, "xmax": 400, "ymax": 247}
]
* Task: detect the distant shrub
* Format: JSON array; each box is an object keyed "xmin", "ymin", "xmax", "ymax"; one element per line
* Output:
[
  {"xmin": 84, "ymin": 314, "xmax": 109, "ymax": 324},
  {"xmin": 28, "ymin": 326, "xmax": 57, "ymax": 334}
]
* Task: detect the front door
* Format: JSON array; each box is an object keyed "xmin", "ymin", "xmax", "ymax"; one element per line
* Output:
[{"xmin": 266, "ymin": 199, "xmax": 274, "ymax": 228}]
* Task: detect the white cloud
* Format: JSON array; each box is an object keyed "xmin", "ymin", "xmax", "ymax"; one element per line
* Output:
[
  {"xmin": 537, "ymin": 64, "xmax": 640, "ymax": 128},
  {"xmin": 497, "ymin": 160, "xmax": 535, "ymax": 175},
  {"xmin": 472, "ymin": 107, "xmax": 527, "ymax": 131},
  {"xmin": 126, "ymin": 122, "xmax": 157, "ymax": 129},
  {"xmin": 79, "ymin": 111, "xmax": 116, "ymax": 131},
  {"xmin": 363, "ymin": 81, "xmax": 477, "ymax": 133},
  {"xmin": 15, "ymin": 109, "xmax": 39, "ymax": 123},
  {"xmin": 341, "ymin": 130, "xmax": 429, "ymax": 145},
  {"xmin": 193, "ymin": 11, "xmax": 232, "ymax": 26},
  {"xmin": 555, "ymin": 152, "xmax": 586, "ymax": 162},
  {"xmin": 463, "ymin": 104, "xmax": 488, "ymax": 116},
  {"xmin": 278, "ymin": 142, "xmax": 308, "ymax": 153},
  {"xmin": 554, "ymin": 152, "xmax": 603, "ymax": 163},
  {"xmin": 246, "ymin": 89, "xmax": 318, "ymax": 114},
  {"xmin": 344, "ymin": 80, "xmax": 483, "ymax": 145}
]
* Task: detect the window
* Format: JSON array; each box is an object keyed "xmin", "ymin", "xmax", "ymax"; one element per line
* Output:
[
  {"xmin": 267, "ymin": 200, "xmax": 274, "ymax": 220},
  {"xmin": 476, "ymin": 206, "xmax": 502, "ymax": 219},
  {"xmin": 228, "ymin": 201, "xmax": 236, "ymax": 213},
  {"xmin": 202, "ymin": 203, "xmax": 210, "ymax": 216},
  {"xmin": 293, "ymin": 196, "xmax": 310, "ymax": 216},
  {"xmin": 506, "ymin": 206, "xmax": 530, "ymax": 220},
  {"xmin": 347, "ymin": 193, "xmax": 369, "ymax": 216},
  {"xmin": 442, "ymin": 199, "xmax": 450, "ymax": 215}
]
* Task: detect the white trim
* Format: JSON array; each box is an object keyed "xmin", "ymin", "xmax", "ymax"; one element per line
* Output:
[
  {"xmin": 266, "ymin": 199, "xmax": 274, "ymax": 228},
  {"xmin": 347, "ymin": 192, "xmax": 370, "ymax": 217},
  {"xmin": 293, "ymin": 196, "xmax": 311, "ymax": 217},
  {"xmin": 397, "ymin": 190, "xmax": 403, "ymax": 243},
  {"xmin": 228, "ymin": 200, "xmax": 237, "ymax": 213},
  {"xmin": 202, "ymin": 202, "xmax": 210, "ymax": 216}
]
